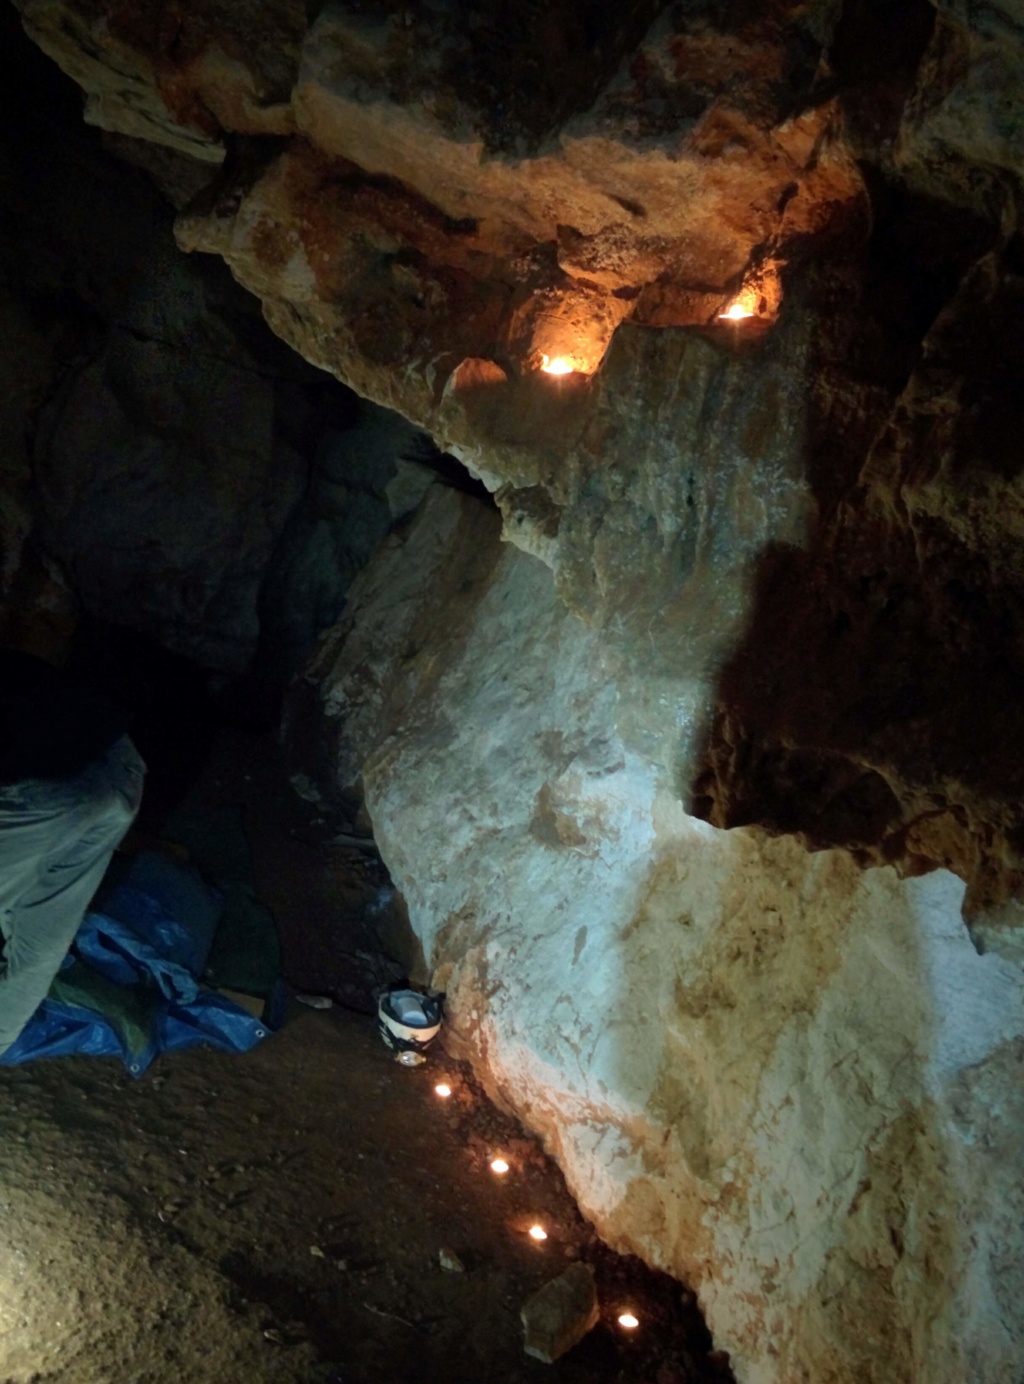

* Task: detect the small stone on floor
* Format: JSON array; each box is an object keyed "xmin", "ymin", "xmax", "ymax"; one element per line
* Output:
[{"xmin": 521, "ymin": 1262, "xmax": 599, "ymax": 1362}]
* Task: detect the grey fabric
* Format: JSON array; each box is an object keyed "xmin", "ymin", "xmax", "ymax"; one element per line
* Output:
[{"xmin": 0, "ymin": 735, "xmax": 145, "ymax": 1056}]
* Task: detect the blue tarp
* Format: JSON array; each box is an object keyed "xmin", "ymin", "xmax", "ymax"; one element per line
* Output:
[{"xmin": 1, "ymin": 850, "xmax": 279, "ymax": 1076}]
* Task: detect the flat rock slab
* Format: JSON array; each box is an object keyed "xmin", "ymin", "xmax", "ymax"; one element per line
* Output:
[{"xmin": 521, "ymin": 1262, "xmax": 600, "ymax": 1363}]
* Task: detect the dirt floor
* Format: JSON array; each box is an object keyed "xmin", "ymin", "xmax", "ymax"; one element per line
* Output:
[{"xmin": 0, "ymin": 723, "xmax": 735, "ymax": 1384}]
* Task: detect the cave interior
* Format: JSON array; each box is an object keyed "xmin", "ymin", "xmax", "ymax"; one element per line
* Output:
[{"xmin": 1, "ymin": 2, "xmax": 1023, "ymax": 1382}]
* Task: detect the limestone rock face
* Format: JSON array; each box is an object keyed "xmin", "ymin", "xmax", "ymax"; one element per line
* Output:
[
  {"xmin": 291, "ymin": 2, "xmax": 853, "ymax": 293},
  {"xmin": 900, "ymin": 1, "xmax": 1024, "ymax": 196},
  {"xmin": 297, "ymin": 484, "xmax": 1024, "ymax": 1384},
  {"xmin": 17, "ymin": 0, "xmax": 303, "ymax": 158},
  {"xmin": 691, "ymin": 241, "xmax": 1024, "ymax": 910},
  {"xmin": 159, "ymin": 0, "xmax": 1024, "ymax": 901}
]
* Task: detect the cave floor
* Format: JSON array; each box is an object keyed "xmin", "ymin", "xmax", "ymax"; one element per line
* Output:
[{"xmin": 0, "ymin": 726, "xmax": 730, "ymax": 1384}]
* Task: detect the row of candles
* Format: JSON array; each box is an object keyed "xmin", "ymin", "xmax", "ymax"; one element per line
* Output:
[{"xmin": 432, "ymin": 1080, "xmax": 641, "ymax": 1333}]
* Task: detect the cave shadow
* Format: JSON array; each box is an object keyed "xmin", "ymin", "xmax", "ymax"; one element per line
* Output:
[
  {"xmin": 61, "ymin": 617, "xmax": 225, "ymax": 834},
  {"xmin": 685, "ymin": 164, "xmax": 1024, "ymax": 911}
]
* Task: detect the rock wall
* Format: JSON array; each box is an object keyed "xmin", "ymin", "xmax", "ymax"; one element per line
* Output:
[
  {"xmin": 12, "ymin": 2, "xmax": 1024, "ymax": 1380},
  {"xmin": 159, "ymin": 0, "xmax": 1024, "ymax": 904},
  {"xmin": 296, "ymin": 483, "xmax": 1024, "ymax": 1384},
  {"xmin": 32, "ymin": 238, "xmax": 310, "ymax": 671},
  {"xmin": 0, "ymin": 10, "xmax": 439, "ymax": 679}
]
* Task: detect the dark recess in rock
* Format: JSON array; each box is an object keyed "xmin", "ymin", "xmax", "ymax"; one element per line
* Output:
[
  {"xmin": 1, "ymin": 5, "xmax": 489, "ymax": 713},
  {"xmin": 691, "ymin": 209, "xmax": 1024, "ymax": 909},
  {"xmin": 826, "ymin": 0, "xmax": 937, "ymax": 150},
  {"xmin": 442, "ymin": 0, "xmax": 671, "ymax": 153}
]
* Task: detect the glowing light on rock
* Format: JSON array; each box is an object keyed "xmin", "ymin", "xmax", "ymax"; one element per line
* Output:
[
  {"xmin": 719, "ymin": 301, "xmax": 753, "ymax": 321},
  {"xmin": 490, "ymin": 1157, "xmax": 510, "ymax": 1174},
  {"xmin": 434, "ymin": 1083, "xmax": 452, "ymax": 1098},
  {"xmin": 528, "ymin": 1224, "xmax": 548, "ymax": 1240},
  {"xmin": 541, "ymin": 355, "xmax": 574, "ymax": 375},
  {"xmin": 618, "ymin": 1312, "xmax": 640, "ymax": 1330}
]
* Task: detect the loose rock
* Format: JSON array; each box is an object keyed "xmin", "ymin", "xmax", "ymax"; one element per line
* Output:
[
  {"xmin": 438, "ymin": 1246, "xmax": 465, "ymax": 1273},
  {"xmin": 521, "ymin": 1262, "xmax": 599, "ymax": 1363}
]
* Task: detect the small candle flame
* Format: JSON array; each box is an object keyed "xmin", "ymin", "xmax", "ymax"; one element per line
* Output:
[
  {"xmin": 618, "ymin": 1312, "xmax": 640, "ymax": 1330},
  {"xmin": 434, "ymin": 1083, "xmax": 452, "ymax": 1098},
  {"xmin": 528, "ymin": 1225, "xmax": 548, "ymax": 1241},
  {"xmin": 490, "ymin": 1157, "xmax": 510, "ymax": 1175},
  {"xmin": 719, "ymin": 302, "xmax": 753, "ymax": 321},
  {"xmin": 541, "ymin": 355, "xmax": 573, "ymax": 375}
]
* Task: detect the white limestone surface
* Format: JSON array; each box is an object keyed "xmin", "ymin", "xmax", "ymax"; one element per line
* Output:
[{"xmin": 303, "ymin": 486, "xmax": 1024, "ymax": 1384}]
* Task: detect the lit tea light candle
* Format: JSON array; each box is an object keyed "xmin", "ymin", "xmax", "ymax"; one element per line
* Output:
[
  {"xmin": 540, "ymin": 354, "xmax": 573, "ymax": 375},
  {"xmin": 719, "ymin": 302, "xmax": 753, "ymax": 321},
  {"xmin": 618, "ymin": 1312, "xmax": 640, "ymax": 1330},
  {"xmin": 490, "ymin": 1157, "xmax": 510, "ymax": 1175},
  {"xmin": 434, "ymin": 1083, "xmax": 452, "ymax": 1098},
  {"xmin": 528, "ymin": 1224, "xmax": 548, "ymax": 1241}
]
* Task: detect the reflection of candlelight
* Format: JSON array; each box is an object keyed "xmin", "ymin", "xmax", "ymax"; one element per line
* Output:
[
  {"xmin": 540, "ymin": 355, "xmax": 574, "ymax": 375},
  {"xmin": 719, "ymin": 302, "xmax": 753, "ymax": 321},
  {"xmin": 434, "ymin": 1083, "xmax": 452, "ymax": 1098},
  {"xmin": 490, "ymin": 1158, "xmax": 510, "ymax": 1175},
  {"xmin": 528, "ymin": 1225, "xmax": 548, "ymax": 1241},
  {"xmin": 618, "ymin": 1312, "xmax": 640, "ymax": 1330}
]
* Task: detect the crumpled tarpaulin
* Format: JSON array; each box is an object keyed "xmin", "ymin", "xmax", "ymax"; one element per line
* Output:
[{"xmin": 1, "ymin": 850, "xmax": 282, "ymax": 1076}]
